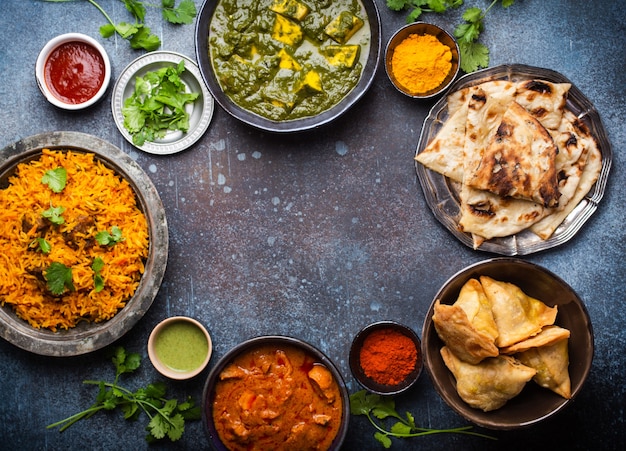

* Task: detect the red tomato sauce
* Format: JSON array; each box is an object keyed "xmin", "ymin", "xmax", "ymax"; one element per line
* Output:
[{"xmin": 44, "ymin": 41, "xmax": 105, "ymax": 104}]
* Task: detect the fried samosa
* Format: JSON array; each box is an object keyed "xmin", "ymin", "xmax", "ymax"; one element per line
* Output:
[
  {"xmin": 480, "ymin": 276, "xmax": 558, "ymax": 348},
  {"xmin": 514, "ymin": 328, "xmax": 572, "ymax": 399},
  {"xmin": 441, "ymin": 346, "xmax": 536, "ymax": 412},
  {"xmin": 432, "ymin": 279, "xmax": 499, "ymax": 364}
]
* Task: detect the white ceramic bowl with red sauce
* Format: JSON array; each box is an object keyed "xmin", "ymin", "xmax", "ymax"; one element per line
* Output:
[{"xmin": 35, "ymin": 33, "xmax": 111, "ymax": 110}]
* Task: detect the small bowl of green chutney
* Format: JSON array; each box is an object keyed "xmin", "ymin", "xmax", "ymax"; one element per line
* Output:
[{"xmin": 148, "ymin": 316, "xmax": 213, "ymax": 380}]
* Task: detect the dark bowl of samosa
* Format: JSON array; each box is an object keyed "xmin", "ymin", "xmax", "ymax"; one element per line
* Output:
[{"xmin": 421, "ymin": 257, "xmax": 593, "ymax": 430}]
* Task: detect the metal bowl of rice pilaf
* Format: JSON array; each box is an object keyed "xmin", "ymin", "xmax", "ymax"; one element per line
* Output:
[{"xmin": 0, "ymin": 131, "xmax": 168, "ymax": 356}]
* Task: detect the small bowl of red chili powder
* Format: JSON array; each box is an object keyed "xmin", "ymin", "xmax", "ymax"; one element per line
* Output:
[
  {"xmin": 349, "ymin": 321, "xmax": 423, "ymax": 395},
  {"xmin": 35, "ymin": 33, "xmax": 111, "ymax": 110}
]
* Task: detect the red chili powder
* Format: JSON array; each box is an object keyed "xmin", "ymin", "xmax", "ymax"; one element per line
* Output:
[
  {"xmin": 44, "ymin": 41, "xmax": 105, "ymax": 104},
  {"xmin": 359, "ymin": 328, "xmax": 418, "ymax": 386}
]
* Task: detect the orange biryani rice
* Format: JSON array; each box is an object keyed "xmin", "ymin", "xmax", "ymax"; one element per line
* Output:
[{"xmin": 0, "ymin": 148, "xmax": 149, "ymax": 331}]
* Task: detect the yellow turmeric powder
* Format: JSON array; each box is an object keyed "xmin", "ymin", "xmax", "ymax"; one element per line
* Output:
[{"xmin": 391, "ymin": 33, "xmax": 452, "ymax": 95}]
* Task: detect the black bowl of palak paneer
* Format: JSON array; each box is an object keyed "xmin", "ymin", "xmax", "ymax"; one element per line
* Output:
[{"xmin": 195, "ymin": 0, "xmax": 381, "ymax": 133}]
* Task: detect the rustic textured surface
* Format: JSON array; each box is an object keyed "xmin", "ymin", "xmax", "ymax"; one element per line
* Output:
[{"xmin": 0, "ymin": 1, "xmax": 624, "ymax": 450}]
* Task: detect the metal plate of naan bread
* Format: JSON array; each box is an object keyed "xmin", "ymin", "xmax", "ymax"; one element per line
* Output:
[{"xmin": 415, "ymin": 64, "xmax": 612, "ymax": 255}]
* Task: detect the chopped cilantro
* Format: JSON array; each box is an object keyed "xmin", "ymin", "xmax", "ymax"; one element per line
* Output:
[
  {"xmin": 122, "ymin": 61, "xmax": 199, "ymax": 146},
  {"xmin": 41, "ymin": 167, "xmax": 67, "ymax": 193}
]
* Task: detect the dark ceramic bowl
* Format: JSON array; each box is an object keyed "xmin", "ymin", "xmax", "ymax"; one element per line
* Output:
[
  {"xmin": 349, "ymin": 321, "xmax": 422, "ymax": 395},
  {"xmin": 0, "ymin": 131, "xmax": 168, "ymax": 356},
  {"xmin": 422, "ymin": 258, "xmax": 593, "ymax": 430},
  {"xmin": 194, "ymin": 0, "xmax": 381, "ymax": 133},
  {"xmin": 385, "ymin": 22, "xmax": 460, "ymax": 99},
  {"xmin": 202, "ymin": 335, "xmax": 349, "ymax": 450}
]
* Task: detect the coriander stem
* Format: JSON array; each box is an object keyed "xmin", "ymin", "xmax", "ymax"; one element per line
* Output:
[{"xmin": 84, "ymin": 0, "xmax": 115, "ymax": 27}]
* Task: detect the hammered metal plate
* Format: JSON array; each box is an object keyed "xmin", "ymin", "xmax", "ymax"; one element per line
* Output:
[{"xmin": 415, "ymin": 64, "xmax": 612, "ymax": 255}]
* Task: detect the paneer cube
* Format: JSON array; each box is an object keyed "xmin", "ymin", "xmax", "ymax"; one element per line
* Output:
[
  {"xmin": 269, "ymin": 0, "xmax": 310, "ymax": 22},
  {"xmin": 324, "ymin": 11, "xmax": 364, "ymax": 44},
  {"xmin": 272, "ymin": 14, "xmax": 304, "ymax": 47},
  {"xmin": 278, "ymin": 48, "xmax": 302, "ymax": 71},
  {"xmin": 321, "ymin": 45, "xmax": 361, "ymax": 68},
  {"xmin": 297, "ymin": 70, "xmax": 323, "ymax": 95}
]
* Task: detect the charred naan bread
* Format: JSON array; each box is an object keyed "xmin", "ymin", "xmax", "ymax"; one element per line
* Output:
[
  {"xmin": 515, "ymin": 79, "xmax": 571, "ymax": 131},
  {"xmin": 441, "ymin": 347, "xmax": 536, "ymax": 412},
  {"xmin": 432, "ymin": 279, "xmax": 499, "ymax": 364},
  {"xmin": 516, "ymin": 335, "xmax": 572, "ymax": 399},
  {"xmin": 464, "ymin": 101, "xmax": 560, "ymax": 208},
  {"xmin": 447, "ymin": 80, "xmax": 517, "ymax": 116},
  {"xmin": 530, "ymin": 112, "xmax": 603, "ymax": 239},
  {"xmin": 458, "ymin": 183, "xmax": 547, "ymax": 243},
  {"xmin": 480, "ymin": 276, "xmax": 558, "ymax": 348}
]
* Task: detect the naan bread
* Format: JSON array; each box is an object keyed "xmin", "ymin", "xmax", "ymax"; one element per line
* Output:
[
  {"xmin": 516, "ymin": 334, "xmax": 572, "ymax": 399},
  {"xmin": 515, "ymin": 79, "xmax": 571, "ymax": 130},
  {"xmin": 462, "ymin": 88, "xmax": 512, "ymax": 183},
  {"xmin": 432, "ymin": 279, "xmax": 499, "ymax": 364},
  {"xmin": 447, "ymin": 80, "xmax": 517, "ymax": 116},
  {"xmin": 458, "ymin": 183, "xmax": 547, "ymax": 242},
  {"xmin": 441, "ymin": 347, "xmax": 536, "ymax": 412},
  {"xmin": 415, "ymin": 77, "xmax": 599, "ymax": 248},
  {"xmin": 464, "ymin": 101, "xmax": 560, "ymax": 208},
  {"xmin": 549, "ymin": 110, "xmax": 594, "ymax": 209},
  {"xmin": 530, "ymin": 115, "xmax": 602, "ymax": 239},
  {"xmin": 414, "ymin": 100, "xmax": 469, "ymax": 183},
  {"xmin": 480, "ymin": 276, "xmax": 558, "ymax": 348}
]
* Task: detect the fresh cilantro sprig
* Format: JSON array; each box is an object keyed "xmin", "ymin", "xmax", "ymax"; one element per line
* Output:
[
  {"xmin": 45, "ymin": 262, "xmax": 75, "ymax": 295},
  {"xmin": 42, "ymin": 204, "xmax": 65, "ymax": 225},
  {"xmin": 350, "ymin": 390, "xmax": 496, "ymax": 448},
  {"xmin": 123, "ymin": 60, "xmax": 199, "ymax": 146},
  {"xmin": 387, "ymin": 0, "xmax": 463, "ymax": 23},
  {"xmin": 41, "ymin": 168, "xmax": 67, "ymax": 193},
  {"xmin": 32, "ymin": 237, "xmax": 52, "ymax": 254},
  {"xmin": 96, "ymin": 226, "xmax": 125, "ymax": 246},
  {"xmin": 92, "ymin": 257, "xmax": 105, "ymax": 292},
  {"xmin": 42, "ymin": 0, "xmax": 197, "ymax": 51},
  {"xmin": 386, "ymin": 0, "xmax": 516, "ymax": 73},
  {"xmin": 47, "ymin": 346, "xmax": 202, "ymax": 443}
]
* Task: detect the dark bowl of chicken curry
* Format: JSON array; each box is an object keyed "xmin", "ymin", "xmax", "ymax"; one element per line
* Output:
[
  {"xmin": 202, "ymin": 335, "xmax": 350, "ymax": 450},
  {"xmin": 195, "ymin": 0, "xmax": 381, "ymax": 133}
]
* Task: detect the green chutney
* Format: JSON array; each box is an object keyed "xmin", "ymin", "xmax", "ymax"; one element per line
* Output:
[{"xmin": 154, "ymin": 321, "xmax": 209, "ymax": 372}]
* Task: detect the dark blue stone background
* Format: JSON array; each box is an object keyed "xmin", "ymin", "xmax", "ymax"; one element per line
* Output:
[{"xmin": 0, "ymin": 1, "xmax": 624, "ymax": 450}]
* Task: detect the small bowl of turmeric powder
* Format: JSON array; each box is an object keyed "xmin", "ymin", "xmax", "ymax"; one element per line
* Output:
[
  {"xmin": 385, "ymin": 22, "xmax": 460, "ymax": 99},
  {"xmin": 349, "ymin": 321, "xmax": 423, "ymax": 395}
]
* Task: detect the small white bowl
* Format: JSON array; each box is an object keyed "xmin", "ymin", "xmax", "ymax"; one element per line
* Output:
[
  {"xmin": 148, "ymin": 316, "xmax": 213, "ymax": 380},
  {"xmin": 35, "ymin": 33, "xmax": 111, "ymax": 110}
]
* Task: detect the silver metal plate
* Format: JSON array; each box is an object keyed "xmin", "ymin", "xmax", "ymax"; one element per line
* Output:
[
  {"xmin": 112, "ymin": 51, "xmax": 214, "ymax": 155},
  {"xmin": 415, "ymin": 64, "xmax": 612, "ymax": 255}
]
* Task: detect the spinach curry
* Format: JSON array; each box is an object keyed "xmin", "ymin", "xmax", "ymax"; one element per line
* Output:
[{"xmin": 209, "ymin": 0, "xmax": 371, "ymax": 121}]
